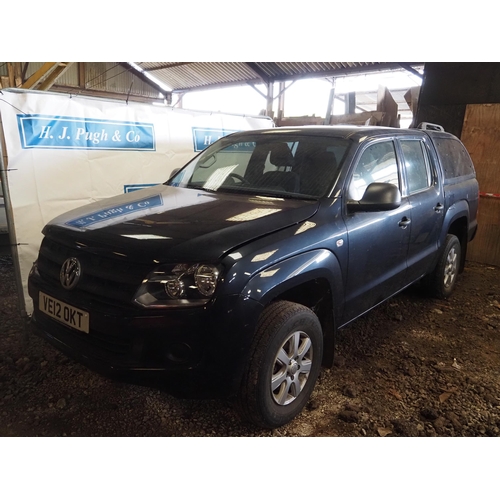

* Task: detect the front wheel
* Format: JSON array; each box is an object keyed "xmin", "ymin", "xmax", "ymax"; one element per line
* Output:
[
  {"xmin": 423, "ymin": 234, "xmax": 461, "ymax": 299},
  {"xmin": 237, "ymin": 301, "xmax": 323, "ymax": 429}
]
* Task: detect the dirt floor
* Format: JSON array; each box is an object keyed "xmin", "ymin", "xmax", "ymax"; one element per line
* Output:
[{"xmin": 0, "ymin": 254, "xmax": 499, "ymax": 437}]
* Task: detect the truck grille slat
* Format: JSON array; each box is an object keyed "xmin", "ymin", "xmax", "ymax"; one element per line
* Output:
[{"xmin": 37, "ymin": 237, "xmax": 151, "ymax": 305}]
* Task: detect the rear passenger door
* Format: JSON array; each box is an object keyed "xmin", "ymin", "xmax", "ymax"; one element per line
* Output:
[{"xmin": 398, "ymin": 136, "xmax": 445, "ymax": 281}]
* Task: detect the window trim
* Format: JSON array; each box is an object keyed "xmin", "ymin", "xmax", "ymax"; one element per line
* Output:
[
  {"xmin": 397, "ymin": 138, "xmax": 433, "ymax": 196},
  {"xmin": 345, "ymin": 137, "xmax": 403, "ymax": 202}
]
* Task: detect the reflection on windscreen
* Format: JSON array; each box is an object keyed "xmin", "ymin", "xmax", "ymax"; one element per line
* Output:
[{"xmin": 168, "ymin": 135, "xmax": 350, "ymax": 198}]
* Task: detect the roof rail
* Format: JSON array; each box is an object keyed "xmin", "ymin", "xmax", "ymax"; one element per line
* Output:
[{"xmin": 417, "ymin": 122, "xmax": 445, "ymax": 132}]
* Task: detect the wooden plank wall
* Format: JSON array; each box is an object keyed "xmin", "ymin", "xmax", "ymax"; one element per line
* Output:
[
  {"xmin": 460, "ymin": 104, "xmax": 500, "ymax": 267},
  {"xmin": 415, "ymin": 63, "xmax": 500, "ymax": 138},
  {"xmin": 0, "ymin": 63, "xmax": 23, "ymax": 89}
]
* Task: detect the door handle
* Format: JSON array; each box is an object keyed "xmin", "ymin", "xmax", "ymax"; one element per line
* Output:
[
  {"xmin": 434, "ymin": 203, "xmax": 444, "ymax": 212},
  {"xmin": 399, "ymin": 217, "xmax": 411, "ymax": 228}
]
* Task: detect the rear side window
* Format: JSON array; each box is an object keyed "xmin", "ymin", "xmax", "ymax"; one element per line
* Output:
[
  {"xmin": 434, "ymin": 138, "xmax": 474, "ymax": 179},
  {"xmin": 400, "ymin": 140, "xmax": 431, "ymax": 193}
]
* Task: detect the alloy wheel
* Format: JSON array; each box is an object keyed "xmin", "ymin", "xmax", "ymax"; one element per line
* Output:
[
  {"xmin": 444, "ymin": 246, "xmax": 458, "ymax": 288},
  {"xmin": 271, "ymin": 330, "xmax": 313, "ymax": 405}
]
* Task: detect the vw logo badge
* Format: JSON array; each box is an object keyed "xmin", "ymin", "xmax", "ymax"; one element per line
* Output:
[{"xmin": 60, "ymin": 257, "xmax": 82, "ymax": 290}]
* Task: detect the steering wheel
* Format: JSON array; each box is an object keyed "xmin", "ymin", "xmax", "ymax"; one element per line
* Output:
[{"xmin": 227, "ymin": 173, "xmax": 250, "ymax": 185}]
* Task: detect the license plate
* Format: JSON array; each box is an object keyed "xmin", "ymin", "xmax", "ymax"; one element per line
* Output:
[{"xmin": 39, "ymin": 291, "xmax": 90, "ymax": 334}]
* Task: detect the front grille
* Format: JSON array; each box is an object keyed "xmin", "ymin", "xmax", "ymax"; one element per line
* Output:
[{"xmin": 37, "ymin": 236, "xmax": 152, "ymax": 306}]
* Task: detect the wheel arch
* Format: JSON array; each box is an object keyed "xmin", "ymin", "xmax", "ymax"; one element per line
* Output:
[
  {"xmin": 240, "ymin": 249, "xmax": 343, "ymax": 367},
  {"xmin": 442, "ymin": 201, "xmax": 469, "ymax": 272}
]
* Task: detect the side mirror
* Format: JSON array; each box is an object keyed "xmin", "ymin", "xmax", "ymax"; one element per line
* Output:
[
  {"xmin": 198, "ymin": 153, "xmax": 217, "ymax": 168},
  {"xmin": 347, "ymin": 182, "xmax": 401, "ymax": 213},
  {"xmin": 169, "ymin": 168, "xmax": 181, "ymax": 179}
]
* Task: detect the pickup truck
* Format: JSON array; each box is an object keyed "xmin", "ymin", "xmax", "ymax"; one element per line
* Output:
[{"xmin": 27, "ymin": 124, "xmax": 479, "ymax": 428}]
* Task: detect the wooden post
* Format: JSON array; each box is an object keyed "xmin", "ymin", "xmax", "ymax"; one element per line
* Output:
[
  {"xmin": 78, "ymin": 62, "xmax": 86, "ymax": 89},
  {"xmin": 7, "ymin": 63, "xmax": 15, "ymax": 87},
  {"xmin": 38, "ymin": 63, "xmax": 73, "ymax": 91},
  {"xmin": 13, "ymin": 63, "xmax": 23, "ymax": 87},
  {"xmin": 22, "ymin": 62, "xmax": 58, "ymax": 89}
]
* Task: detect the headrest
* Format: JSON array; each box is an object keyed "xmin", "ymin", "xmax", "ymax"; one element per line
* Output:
[{"xmin": 269, "ymin": 143, "xmax": 294, "ymax": 167}]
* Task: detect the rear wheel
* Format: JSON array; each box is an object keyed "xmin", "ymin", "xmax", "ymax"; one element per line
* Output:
[
  {"xmin": 424, "ymin": 234, "xmax": 461, "ymax": 299},
  {"xmin": 237, "ymin": 301, "xmax": 323, "ymax": 428}
]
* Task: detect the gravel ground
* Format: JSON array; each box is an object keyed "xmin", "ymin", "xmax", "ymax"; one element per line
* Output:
[{"xmin": 0, "ymin": 254, "xmax": 499, "ymax": 437}]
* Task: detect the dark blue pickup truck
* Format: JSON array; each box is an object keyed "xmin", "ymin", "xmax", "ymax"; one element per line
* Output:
[{"xmin": 28, "ymin": 123, "xmax": 479, "ymax": 428}]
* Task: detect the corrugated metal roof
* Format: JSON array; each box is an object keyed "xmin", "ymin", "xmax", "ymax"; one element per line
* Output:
[
  {"xmin": 84, "ymin": 63, "xmax": 158, "ymax": 97},
  {"xmin": 138, "ymin": 62, "xmax": 260, "ymax": 91},
  {"xmin": 134, "ymin": 62, "xmax": 421, "ymax": 93},
  {"xmin": 254, "ymin": 62, "xmax": 379, "ymax": 79},
  {"xmin": 0, "ymin": 62, "xmax": 422, "ymax": 117},
  {"xmin": 22, "ymin": 62, "xmax": 161, "ymax": 99}
]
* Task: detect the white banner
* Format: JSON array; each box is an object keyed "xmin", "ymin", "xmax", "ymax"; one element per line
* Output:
[{"xmin": 0, "ymin": 89, "xmax": 273, "ymax": 314}]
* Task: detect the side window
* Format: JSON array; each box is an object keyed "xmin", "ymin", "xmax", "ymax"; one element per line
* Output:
[
  {"xmin": 348, "ymin": 141, "xmax": 399, "ymax": 201},
  {"xmin": 433, "ymin": 137, "xmax": 475, "ymax": 179},
  {"xmin": 400, "ymin": 140, "xmax": 431, "ymax": 193}
]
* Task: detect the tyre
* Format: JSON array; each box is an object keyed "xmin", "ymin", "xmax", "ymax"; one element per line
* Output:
[
  {"xmin": 237, "ymin": 300, "xmax": 323, "ymax": 428},
  {"xmin": 424, "ymin": 234, "xmax": 461, "ymax": 299}
]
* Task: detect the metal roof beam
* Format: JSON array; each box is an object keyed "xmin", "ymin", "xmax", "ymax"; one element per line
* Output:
[
  {"xmin": 172, "ymin": 78, "xmax": 263, "ymax": 94},
  {"xmin": 324, "ymin": 79, "xmax": 336, "ymax": 125},
  {"xmin": 119, "ymin": 62, "xmax": 172, "ymax": 101},
  {"xmin": 247, "ymin": 82, "xmax": 267, "ymax": 99},
  {"xmin": 244, "ymin": 63, "xmax": 271, "ymax": 84},
  {"xmin": 267, "ymin": 63, "xmax": 424, "ymax": 83},
  {"xmin": 398, "ymin": 63, "xmax": 423, "ymax": 79},
  {"xmin": 51, "ymin": 85, "xmax": 168, "ymax": 104},
  {"xmin": 145, "ymin": 62, "xmax": 192, "ymax": 71}
]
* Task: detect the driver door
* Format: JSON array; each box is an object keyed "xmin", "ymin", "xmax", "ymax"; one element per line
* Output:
[{"xmin": 343, "ymin": 139, "xmax": 411, "ymax": 323}]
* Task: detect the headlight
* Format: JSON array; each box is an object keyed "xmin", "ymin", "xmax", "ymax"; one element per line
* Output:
[
  {"xmin": 133, "ymin": 263, "xmax": 221, "ymax": 308},
  {"xmin": 194, "ymin": 264, "xmax": 219, "ymax": 296}
]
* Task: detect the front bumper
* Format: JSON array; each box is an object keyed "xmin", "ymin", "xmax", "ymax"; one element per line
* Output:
[{"xmin": 28, "ymin": 267, "xmax": 263, "ymax": 398}]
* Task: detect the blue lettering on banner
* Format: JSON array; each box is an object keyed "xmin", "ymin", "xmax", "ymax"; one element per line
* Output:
[
  {"xmin": 124, "ymin": 184, "xmax": 159, "ymax": 194},
  {"xmin": 65, "ymin": 194, "xmax": 163, "ymax": 228},
  {"xmin": 17, "ymin": 114, "xmax": 156, "ymax": 151},
  {"xmin": 192, "ymin": 127, "xmax": 238, "ymax": 152},
  {"xmin": 226, "ymin": 141, "xmax": 256, "ymax": 152}
]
